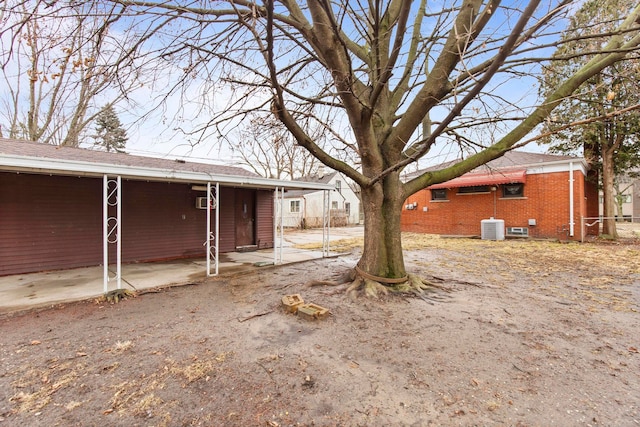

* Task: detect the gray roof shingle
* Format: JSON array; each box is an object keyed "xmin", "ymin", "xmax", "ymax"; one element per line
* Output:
[
  {"xmin": 0, "ymin": 137, "xmax": 257, "ymax": 177},
  {"xmin": 404, "ymin": 150, "xmax": 582, "ymax": 181}
]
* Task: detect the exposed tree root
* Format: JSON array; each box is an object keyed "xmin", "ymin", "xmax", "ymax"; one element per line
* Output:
[
  {"xmin": 306, "ymin": 269, "xmax": 355, "ymax": 287},
  {"xmin": 363, "ymin": 278, "xmax": 389, "ymax": 299},
  {"xmin": 336, "ymin": 270, "xmax": 455, "ymax": 301},
  {"xmin": 305, "ymin": 267, "xmax": 467, "ymax": 301},
  {"xmin": 307, "ymin": 280, "xmax": 342, "ymax": 287},
  {"xmin": 103, "ymin": 289, "xmax": 136, "ymax": 304},
  {"xmin": 345, "ymin": 276, "xmax": 364, "ymax": 300}
]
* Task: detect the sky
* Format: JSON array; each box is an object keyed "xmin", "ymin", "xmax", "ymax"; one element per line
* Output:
[{"xmin": 0, "ymin": 0, "xmax": 570, "ymax": 171}]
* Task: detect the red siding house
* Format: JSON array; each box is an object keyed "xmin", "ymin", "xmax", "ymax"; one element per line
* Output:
[
  {"xmin": 0, "ymin": 138, "xmax": 333, "ymax": 277},
  {"xmin": 401, "ymin": 151, "xmax": 599, "ymax": 241}
]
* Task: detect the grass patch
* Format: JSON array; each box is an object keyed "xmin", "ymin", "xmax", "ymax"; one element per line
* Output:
[{"xmin": 10, "ymin": 364, "xmax": 79, "ymax": 413}]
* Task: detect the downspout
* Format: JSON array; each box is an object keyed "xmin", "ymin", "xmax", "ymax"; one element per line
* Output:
[
  {"xmin": 336, "ymin": 189, "xmax": 347, "ymax": 224},
  {"xmin": 302, "ymin": 195, "xmax": 307, "ymax": 229},
  {"xmin": 569, "ymin": 162, "xmax": 575, "ymax": 237}
]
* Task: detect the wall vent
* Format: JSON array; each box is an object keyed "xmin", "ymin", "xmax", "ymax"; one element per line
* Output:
[{"xmin": 481, "ymin": 218, "xmax": 505, "ymax": 240}]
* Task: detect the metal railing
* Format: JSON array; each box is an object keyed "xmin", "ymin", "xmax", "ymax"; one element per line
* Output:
[{"xmin": 581, "ymin": 216, "xmax": 640, "ymax": 242}]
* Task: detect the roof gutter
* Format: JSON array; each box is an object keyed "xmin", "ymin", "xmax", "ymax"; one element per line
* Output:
[
  {"xmin": 520, "ymin": 158, "xmax": 589, "ymax": 175},
  {"xmin": 0, "ymin": 154, "xmax": 334, "ymax": 191}
]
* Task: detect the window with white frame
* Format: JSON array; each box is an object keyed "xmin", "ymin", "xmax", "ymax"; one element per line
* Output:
[
  {"xmin": 290, "ymin": 200, "xmax": 300, "ymax": 213},
  {"xmin": 331, "ymin": 201, "xmax": 339, "ymax": 209}
]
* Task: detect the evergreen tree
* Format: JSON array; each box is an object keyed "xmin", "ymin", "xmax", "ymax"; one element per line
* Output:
[{"xmin": 94, "ymin": 104, "xmax": 127, "ymax": 153}]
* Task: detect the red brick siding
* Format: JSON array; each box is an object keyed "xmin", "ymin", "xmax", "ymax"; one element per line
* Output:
[
  {"xmin": 583, "ymin": 170, "xmax": 600, "ymax": 236},
  {"xmin": 401, "ymin": 170, "xmax": 590, "ymax": 240}
]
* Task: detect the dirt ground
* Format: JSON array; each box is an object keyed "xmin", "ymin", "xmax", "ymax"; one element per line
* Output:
[{"xmin": 1, "ymin": 233, "xmax": 639, "ymax": 427}]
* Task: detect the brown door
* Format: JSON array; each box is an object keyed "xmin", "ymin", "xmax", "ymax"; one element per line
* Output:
[{"xmin": 235, "ymin": 189, "xmax": 256, "ymax": 247}]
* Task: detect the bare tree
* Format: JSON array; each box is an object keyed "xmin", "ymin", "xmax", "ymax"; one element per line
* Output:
[
  {"xmin": 8, "ymin": 1, "xmax": 640, "ymax": 293},
  {"xmin": 230, "ymin": 113, "xmax": 321, "ymax": 179},
  {"xmin": 0, "ymin": 1, "xmax": 154, "ymax": 146}
]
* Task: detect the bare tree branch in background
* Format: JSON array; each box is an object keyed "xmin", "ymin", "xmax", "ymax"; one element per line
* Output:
[
  {"xmin": 0, "ymin": 1, "xmax": 158, "ymax": 146},
  {"xmin": 231, "ymin": 113, "xmax": 318, "ymax": 179}
]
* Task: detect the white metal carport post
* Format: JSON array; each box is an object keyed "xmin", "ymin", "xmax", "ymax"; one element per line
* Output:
[
  {"xmin": 273, "ymin": 187, "xmax": 284, "ymax": 265},
  {"xmin": 322, "ymin": 189, "xmax": 330, "ymax": 257},
  {"xmin": 103, "ymin": 175, "xmax": 122, "ymax": 293},
  {"xmin": 206, "ymin": 182, "xmax": 219, "ymax": 276}
]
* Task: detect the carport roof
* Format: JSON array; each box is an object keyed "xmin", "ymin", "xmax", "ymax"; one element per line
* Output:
[{"xmin": 0, "ymin": 138, "xmax": 334, "ymax": 191}]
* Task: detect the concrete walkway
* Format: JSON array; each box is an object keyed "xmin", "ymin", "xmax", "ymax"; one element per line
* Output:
[{"xmin": 0, "ymin": 226, "xmax": 363, "ymax": 315}]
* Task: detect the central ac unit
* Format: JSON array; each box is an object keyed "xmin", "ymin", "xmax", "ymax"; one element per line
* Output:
[
  {"xmin": 196, "ymin": 197, "xmax": 216, "ymax": 210},
  {"xmin": 481, "ymin": 218, "xmax": 505, "ymax": 240}
]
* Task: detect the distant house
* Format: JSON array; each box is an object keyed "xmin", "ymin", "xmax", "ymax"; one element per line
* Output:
[
  {"xmin": 599, "ymin": 172, "xmax": 640, "ymax": 222},
  {"xmin": 282, "ymin": 171, "xmax": 360, "ymax": 228},
  {"xmin": 633, "ymin": 178, "xmax": 640, "ymax": 223},
  {"xmin": 401, "ymin": 151, "xmax": 599, "ymax": 241},
  {"xmin": 0, "ymin": 138, "xmax": 333, "ymax": 277}
]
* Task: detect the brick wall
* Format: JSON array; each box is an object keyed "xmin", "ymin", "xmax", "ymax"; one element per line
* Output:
[{"xmin": 401, "ymin": 170, "xmax": 591, "ymax": 240}]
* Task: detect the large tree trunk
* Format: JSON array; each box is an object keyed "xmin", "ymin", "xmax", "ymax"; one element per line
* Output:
[
  {"xmin": 357, "ymin": 172, "xmax": 407, "ymax": 280},
  {"xmin": 601, "ymin": 145, "xmax": 618, "ymax": 238}
]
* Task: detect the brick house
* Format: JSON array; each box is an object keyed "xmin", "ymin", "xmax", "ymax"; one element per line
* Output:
[{"xmin": 401, "ymin": 151, "xmax": 599, "ymax": 241}]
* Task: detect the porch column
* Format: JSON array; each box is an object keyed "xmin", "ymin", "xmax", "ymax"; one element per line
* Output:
[
  {"xmin": 273, "ymin": 187, "xmax": 284, "ymax": 265},
  {"xmin": 103, "ymin": 175, "xmax": 122, "ymax": 293},
  {"xmin": 322, "ymin": 189, "xmax": 330, "ymax": 257},
  {"xmin": 280, "ymin": 187, "xmax": 284, "ymax": 263},
  {"xmin": 206, "ymin": 182, "xmax": 219, "ymax": 276}
]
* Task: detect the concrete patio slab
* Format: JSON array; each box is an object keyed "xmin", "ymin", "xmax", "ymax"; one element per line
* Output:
[{"xmin": 0, "ymin": 226, "xmax": 363, "ymax": 315}]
